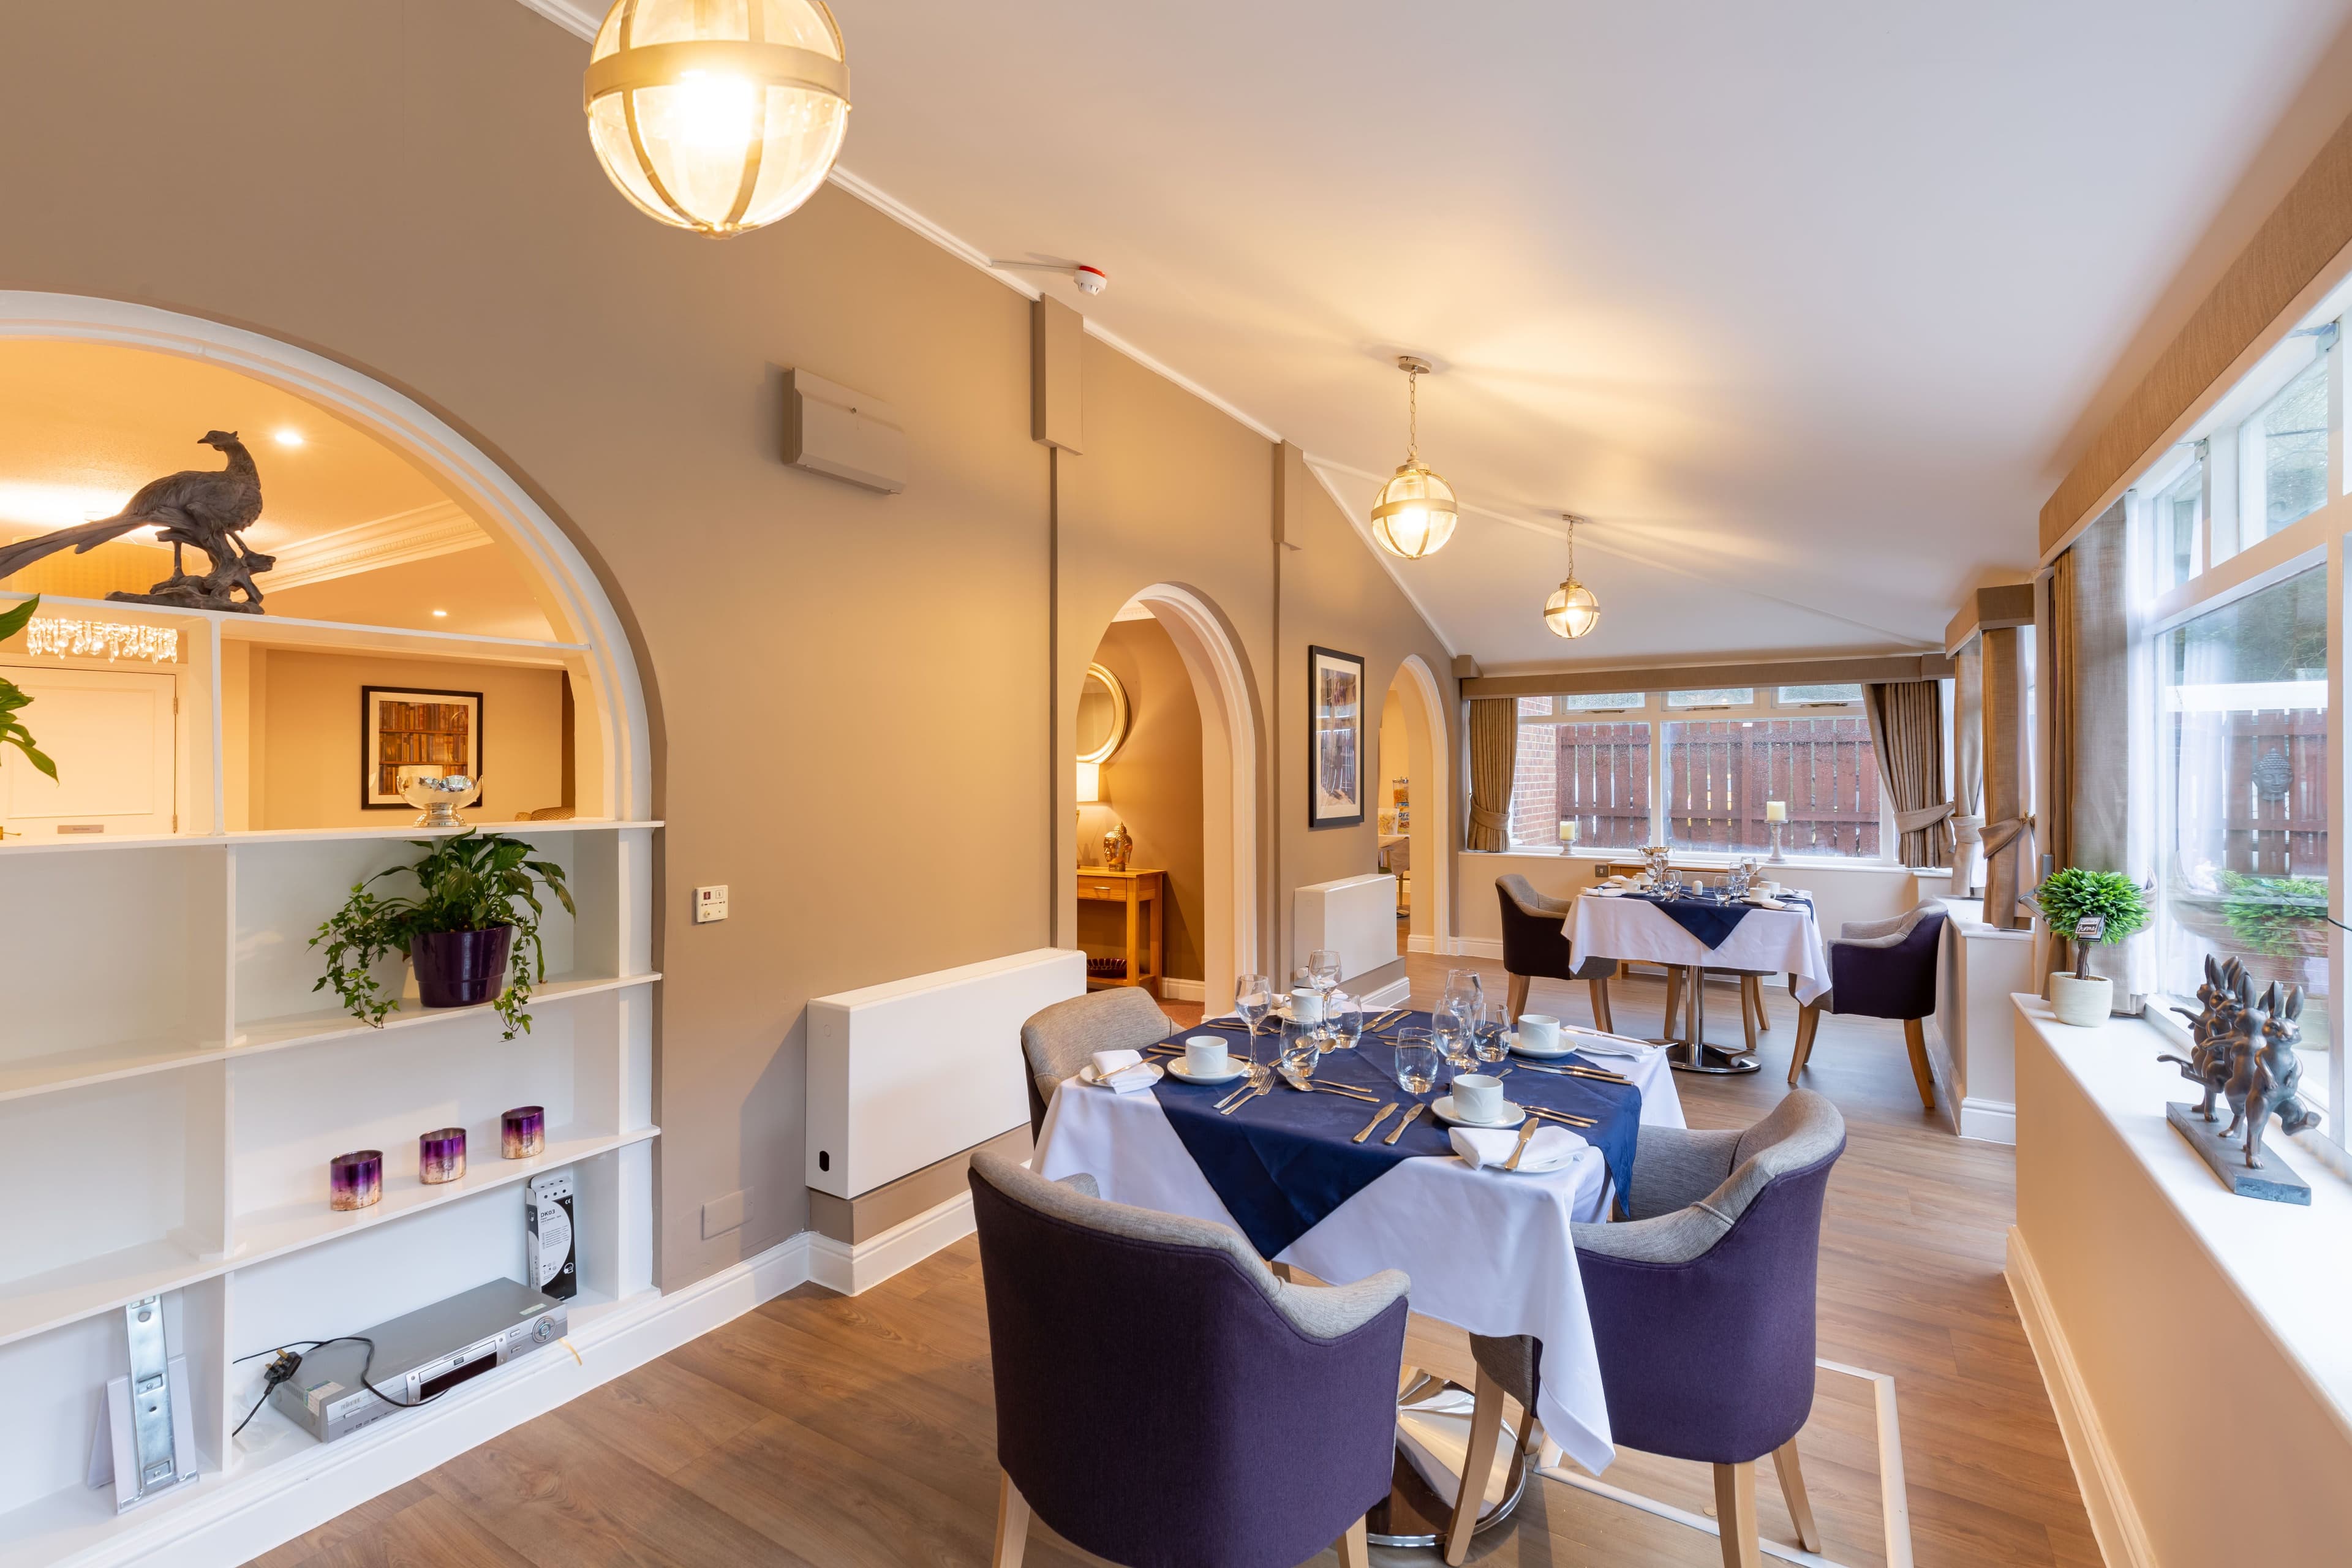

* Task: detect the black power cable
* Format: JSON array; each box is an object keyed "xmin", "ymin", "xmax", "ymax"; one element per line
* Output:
[{"xmin": 229, "ymin": 1336, "xmax": 445, "ymax": 1438}]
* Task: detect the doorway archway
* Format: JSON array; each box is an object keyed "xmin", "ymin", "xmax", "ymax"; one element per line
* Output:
[{"xmin": 1384, "ymin": 653, "xmax": 1452, "ymax": 951}]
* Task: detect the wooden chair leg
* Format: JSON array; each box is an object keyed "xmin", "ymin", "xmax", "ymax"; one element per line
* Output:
[
  {"xmin": 1787, "ymin": 1004, "xmax": 1821, "ymax": 1087},
  {"xmin": 1335, "ymin": 1515, "xmax": 1370, "ymax": 1568},
  {"xmin": 1444, "ymin": 1367, "xmax": 1507, "ymax": 1566},
  {"xmin": 992, "ymin": 1471, "xmax": 1031, "ymax": 1568},
  {"xmin": 1903, "ymin": 1017, "xmax": 1937, "ymax": 1111},
  {"xmin": 1664, "ymin": 965, "xmax": 1684, "ymax": 1040},
  {"xmin": 1747, "ymin": 973, "xmax": 1770, "ymax": 1032},
  {"xmin": 1713, "ymin": 1461, "xmax": 1761, "ymax": 1568},
  {"xmin": 1771, "ymin": 1440, "xmax": 1822, "ymax": 1553},
  {"xmin": 1739, "ymin": 977, "xmax": 1758, "ymax": 1055},
  {"xmin": 1588, "ymin": 975, "xmax": 1614, "ymax": 1033},
  {"xmin": 1506, "ymin": 971, "xmax": 1531, "ymax": 1025}
]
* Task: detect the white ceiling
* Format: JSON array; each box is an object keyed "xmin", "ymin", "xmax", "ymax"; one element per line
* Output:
[{"xmin": 785, "ymin": 0, "xmax": 2352, "ymax": 670}]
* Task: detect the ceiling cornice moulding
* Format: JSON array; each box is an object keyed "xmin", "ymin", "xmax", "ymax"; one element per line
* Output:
[{"xmin": 267, "ymin": 502, "xmax": 484, "ymax": 590}]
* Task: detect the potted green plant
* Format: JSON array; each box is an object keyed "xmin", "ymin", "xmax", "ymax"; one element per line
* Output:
[
  {"xmin": 0, "ymin": 597, "xmax": 58, "ymax": 837},
  {"xmin": 311, "ymin": 829, "xmax": 575, "ymax": 1039},
  {"xmin": 2034, "ymin": 867, "xmax": 2150, "ymax": 1026}
]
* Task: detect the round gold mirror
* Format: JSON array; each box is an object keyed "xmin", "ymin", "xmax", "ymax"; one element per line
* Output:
[{"xmin": 1075, "ymin": 662, "xmax": 1131, "ymax": 764}]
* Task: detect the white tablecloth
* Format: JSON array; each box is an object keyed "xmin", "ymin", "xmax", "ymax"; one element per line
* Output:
[
  {"xmin": 1572, "ymin": 892, "xmax": 1832, "ymax": 1004},
  {"xmin": 1031, "ymin": 1045, "xmax": 1685, "ymax": 1474}
]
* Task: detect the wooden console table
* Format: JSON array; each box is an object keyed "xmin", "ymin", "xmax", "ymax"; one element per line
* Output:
[{"xmin": 1078, "ymin": 867, "xmax": 1164, "ymax": 998}]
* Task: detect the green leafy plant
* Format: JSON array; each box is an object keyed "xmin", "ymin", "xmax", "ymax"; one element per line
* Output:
[
  {"xmin": 2035, "ymin": 867, "xmax": 2150, "ymax": 979},
  {"xmin": 0, "ymin": 597, "xmax": 58, "ymax": 784},
  {"xmin": 310, "ymin": 830, "xmax": 576, "ymax": 1039},
  {"xmin": 2215, "ymin": 870, "xmax": 2329, "ymax": 959}
]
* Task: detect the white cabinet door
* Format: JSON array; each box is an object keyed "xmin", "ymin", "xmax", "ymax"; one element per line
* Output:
[{"xmin": 0, "ymin": 665, "xmax": 177, "ymax": 837}]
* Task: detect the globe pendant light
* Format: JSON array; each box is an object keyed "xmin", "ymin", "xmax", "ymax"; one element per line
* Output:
[
  {"xmin": 1370, "ymin": 356, "xmax": 1458, "ymax": 559},
  {"xmin": 585, "ymin": 0, "xmax": 851, "ymax": 238},
  {"xmin": 1544, "ymin": 513, "xmax": 1600, "ymax": 639}
]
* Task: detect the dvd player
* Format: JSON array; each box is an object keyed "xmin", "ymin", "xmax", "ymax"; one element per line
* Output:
[{"xmin": 272, "ymin": 1279, "xmax": 568, "ymax": 1444}]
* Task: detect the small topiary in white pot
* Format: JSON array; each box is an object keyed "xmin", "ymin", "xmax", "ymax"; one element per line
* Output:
[{"xmin": 2035, "ymin": 868, "xmax": 2150, "ymax": 1026}]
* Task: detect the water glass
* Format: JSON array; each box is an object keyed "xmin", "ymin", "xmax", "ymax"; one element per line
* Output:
[
  {"xmin": 1393, "ymin": 1027, "xmax": 1442, "ymax": 1095},
  {"xmin": 1473, "ymin": 1019, "xmax": 1510, "ymax": 1065},
  {"xmin": 1234, "ymin": 973, "xmax": 1273, "ymax": 1065},
  {"xmin": 1325, "ymin": 990, "xmax": 1363, "ymax": 1050},
  {"xmin": 1280, "ymin": 1018, "xmax": 1319, "ymax": 1076}
]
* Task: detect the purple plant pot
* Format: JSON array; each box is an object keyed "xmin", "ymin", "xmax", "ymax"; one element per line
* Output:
[{"xmin": 411, "ymin": 925, "xmax": 515, "ymax": 1009}]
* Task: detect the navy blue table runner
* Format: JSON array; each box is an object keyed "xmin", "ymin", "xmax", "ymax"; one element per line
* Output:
[
  {"xmin": 1619, "ymin": 891, "xmax": 1815, "ymax": 949},
  {"xmin": 1147, "ymin": 1012, "xmax": 1641, "ymax": 1257}
]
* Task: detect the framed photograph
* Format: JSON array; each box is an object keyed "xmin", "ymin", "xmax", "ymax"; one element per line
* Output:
[
  {"xmin": 1307, "ymin": 645, "xmax": 1366, "ymax": 829},
  {"xmin": 361, "ymin": 686, "xmax": 484, "ymax": 810}
]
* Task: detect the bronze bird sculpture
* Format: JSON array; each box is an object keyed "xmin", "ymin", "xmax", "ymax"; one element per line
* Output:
[{"xmin": 0, "ymin": 430, "xmax": 273, "ymax": 612}]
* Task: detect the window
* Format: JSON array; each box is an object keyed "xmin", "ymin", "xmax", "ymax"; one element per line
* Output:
[
  {"xmin": 2157, "ymin": 566, "xmax": 2329, "ymax": 1046},
  {"xmin": 1667, "ymin": 687, "xmax": 1752, "ymax": 709},
  {"xmin": 1776, "ymin": 682, "xmax": 1863, "ymax": 706},
  {"xmin": 1663, "ymin": 716, "xmax": 1880, "ymax": 857},
  {"xmin": 2241, "ymin": 355, "xmax": 2329, "ymax": 541},
  {"xmin": 2151, "ymin": 453, "xmax": 2204, "ymax": 591},
  {"xmin": 1558, "ymin": 691, "xmax": 1646, "ymax": 712}
]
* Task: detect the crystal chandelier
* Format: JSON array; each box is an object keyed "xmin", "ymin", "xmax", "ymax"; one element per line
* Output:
[
  {"xmin": 1369, "ymin": 356, "xmax": 1458, "ymax": 559},
  {"xmin": 584, "ymin": 0, "xmax": 851, "ymax": 238},
  {"xmin": 1544, "ymin": 514, "xmax": 1600, "ymax": 639}
]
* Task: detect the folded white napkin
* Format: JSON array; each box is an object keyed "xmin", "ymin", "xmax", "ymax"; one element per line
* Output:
[
  {"xmin": 1745, "ymin": 894, "xmax": 1789, "ymax": 910},
  {"xmin": 1449, "ymin": 1125, "xmax": 1588, "ymax": 1172},
  {"xmin": 1564, "ymin": 1028, "xmax": 1657, "ymax": 1058},
  {"xmin": 1088, "ymin": 1049, "xmax": 1155, "ymax": 1093}
]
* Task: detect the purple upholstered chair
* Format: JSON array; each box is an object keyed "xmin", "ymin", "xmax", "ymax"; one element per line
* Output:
[
  {"xmin": 968, "ymin": 1150, "xmax": 1404, "ymax": 1568},
  {"xmin": 1787, "ymin": 902, "xmax": 1945, "ymax": 1110},
  {"xmin": 1497, "ymin": 875, "xmax": 1619, "ymax": 1030},
  {"xmin": 1017, "ymin": 989, "xmax": 1174, "ymax": 1140},
  {"xmin": 1442, "ymin": 1091, "xmax": 1846, "ymax": 1568}
]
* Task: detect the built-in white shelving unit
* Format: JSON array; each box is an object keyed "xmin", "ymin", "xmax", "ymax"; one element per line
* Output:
[{"xmin": 0, "ymin": 592, "xmax": 658, "ymax": 1566}]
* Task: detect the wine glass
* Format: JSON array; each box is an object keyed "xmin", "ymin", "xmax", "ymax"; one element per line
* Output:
[
  {"xmin": 1393, "ymin": 1027, "xmax": 1442, "ymax": 1095},
  {"xmin": 1234, "ymin": 973, "xmax": 1273, "ymax": 1068},
  {"xmin": 1308, "ymin": 948, "xmax": 1342, "ymax": 993}
]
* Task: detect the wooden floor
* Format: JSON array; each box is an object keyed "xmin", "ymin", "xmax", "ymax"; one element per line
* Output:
[{"xmin": 253, "ymin": 956, "xmax": 2099, "ymax": 1568}]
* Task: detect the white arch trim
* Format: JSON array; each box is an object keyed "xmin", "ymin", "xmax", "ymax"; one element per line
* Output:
[
  {"xmin": 1391, "ymin": 652, "xmax": 1452, "ymax": 950},
  {"xmin": 1123, "ymin": 583, "xmax": 1260, "ymax": 990},
  {"xmin": 0, "ymin": 292, "xmax": 650, "ymax": 819}
]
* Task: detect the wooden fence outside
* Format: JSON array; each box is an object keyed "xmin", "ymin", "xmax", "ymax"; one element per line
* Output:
[
  {"xmin": 1542, "ymin": 717, "xmax": 1880, "ymax": 855},
  {"xmin": 1549, "ymin": 721, "xmax": 1651, "ymax": 849},
  {"xmin": 2210, "ymin": 708, "xmax": 2327, "ymax": 876}
]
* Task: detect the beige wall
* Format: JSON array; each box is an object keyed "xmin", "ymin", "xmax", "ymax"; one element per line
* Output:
[
  {"xmin": 1079, "ymin": 617, "xmax": 1205, "ymax": 982},
  {"xmin": 0, "ymin": 0, "xmax": 1454, "ymax": 1290},
  {"xmin": 245, "ymin": 648, "xmax": 564, "ymax": 830}
]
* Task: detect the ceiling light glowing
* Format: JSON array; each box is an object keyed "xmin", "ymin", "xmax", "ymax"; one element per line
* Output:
[
  {"xmin": 431, "ymin": 609, "xmax": 449, "ymax": 618},
  {"xmin": 1370, "ymin": 356, "xmax": 1457, "ymax": 559},
  {"xmin": 1543, "ymin": 514, "xmax": 1600, "ymax": 639},
  {"xmin": 273, "ymin": 429, "xmax": 304, "ymax": 448}
]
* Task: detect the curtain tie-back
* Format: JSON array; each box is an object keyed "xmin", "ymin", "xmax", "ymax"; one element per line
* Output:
[
  {"xmin": 1894, "ymin": 802, "xmax": 1954, "ymax": 834},
  {"xmin": 1980, "ymin": 813, "xmax": 2034, "ymax": 859},
  {"xmin": 1468, "ymin": 804, "xmax": 1508, "ymax": 833},
  {"xmin": 1949, "ymin": 813, "xmax": 1985, "ymax": 844}
]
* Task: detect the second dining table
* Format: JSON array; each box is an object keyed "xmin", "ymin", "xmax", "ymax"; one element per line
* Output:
[{"xmin": 1570, "ymin": 886, "xmax": 1831, "ymax": 1072}]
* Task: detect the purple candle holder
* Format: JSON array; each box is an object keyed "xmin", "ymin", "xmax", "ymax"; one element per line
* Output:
[
  {"xmin": 419, "ymin": 1127, "xmax": 467, "ymax": 1185},
  {"xmin": 330, "ymin": 1150, "xmax": 383, "ymax": 1212},
  {"xmin": 502, "ymin": 1106, "xmax": 546, "ymax": 1160}
]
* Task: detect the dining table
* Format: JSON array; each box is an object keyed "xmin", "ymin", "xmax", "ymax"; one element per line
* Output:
[
  {"xmin": 1570, "ymin": 886, "xmax": 1831, "ymax": 1075},
  {"xmin": 1031, "ymin": 1009, "xmax": 1685, "ymax": 1547}
]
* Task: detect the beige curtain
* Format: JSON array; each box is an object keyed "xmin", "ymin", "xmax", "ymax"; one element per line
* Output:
[
  {"xmin": 1466, "ymin": 698, "xmax": 1515, "ymax": 852},
  {"xmin": 1950, "ymin": 647, "xmax": 1986, "ymax": 893},
  {"xmin": 1980, "ymin": 625, "xmax": 2036, "ymax": 929},
  {"xmin": 1864, "ymin": 681, "xmax": 1951, "ymax": 868},
  {"xmin": 2046, "ymin": 546, "xmax": 2077, "ymax": 878}
]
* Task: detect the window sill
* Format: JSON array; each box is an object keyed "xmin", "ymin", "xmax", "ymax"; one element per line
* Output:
[{"xmin": 2013, "ymin": 993, "xmax": 2352, "ymax": 1426}]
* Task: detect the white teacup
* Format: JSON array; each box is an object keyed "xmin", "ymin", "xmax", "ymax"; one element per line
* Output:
[
  {"xmin": 1183, "ymin": 1036, "xmax": 1231, "ymax": 1077},
  {"xmin": 1515, "ymin": 1013, "xmax": 1561, "ymax": 1052},
  {"xmin": 1289, "ymin": 989, "xmax": 1327, "ymax": 1025},
  {"xmin": 1453, "ymin": 1072, "xmax": 1506, "ymax": 1123}
]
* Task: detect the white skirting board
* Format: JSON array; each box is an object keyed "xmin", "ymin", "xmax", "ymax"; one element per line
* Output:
[
  {"xmin": 1357, "ymin": 976, "xmax": 1412, "ymax": 1008},
  {"xmin": 1159, "ymin": 977, "xmax": 1205, "ymax": 1002},
  {"xmin": 73, "ymin": 1235, "xmax": 823, "ymax": 1568},
  {"xmin": 1445, "ymin": 937, "xmax": 1505, "ymax": 960},
  {"xmin": 2004, "ymin": 1227, "xmax": 2157, "ymax": 1568},
  {"xmin": 1921, "ymin": 1024, "xmax": 2018, "ymax": 1145},
  {"xmin": 1957, "ymin": 1096, "xmax": 2017, "ymax": 1144},
  {"xmin": 1406, "ymin": 934, "xmax": 1441, "ymax": 954},
  {"xmin": 807, "ymin": 1190, "xmax": 977, "ymax": 1297}
]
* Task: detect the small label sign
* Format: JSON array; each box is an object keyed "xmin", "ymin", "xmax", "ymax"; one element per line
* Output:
[{"xmin": 2075, "ymin": 915, "xmax": 2104, "ymax": 944}]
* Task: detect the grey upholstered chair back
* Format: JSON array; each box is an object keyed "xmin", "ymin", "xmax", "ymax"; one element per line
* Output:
[{"xmin": 1017, "ymin": 987, "xmax": 1174, "ymax": 1139}]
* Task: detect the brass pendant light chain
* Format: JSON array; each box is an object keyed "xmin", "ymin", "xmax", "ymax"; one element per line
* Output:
[{"xmin": 1406, "ymin": 364, "xmax": 1420, "ymax": 464}]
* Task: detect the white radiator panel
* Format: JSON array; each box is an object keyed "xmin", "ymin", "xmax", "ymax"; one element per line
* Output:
[
  {"xmin": 1294, "ymin": 874, "xmax": 1400, "ymax": 985},
  {"xmin": 805, "ymin": 947, "xmax": 1086, "ymax": 1199}
]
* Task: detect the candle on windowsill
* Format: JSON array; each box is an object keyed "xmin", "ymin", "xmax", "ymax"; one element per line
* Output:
[
  {"xmin": 1764, "ymin": 801, "xmax": 1787, "ymax": 823},
  {"xmin": 1558, "ymin": 820, "xmax": 1579, "ymax": 848}
]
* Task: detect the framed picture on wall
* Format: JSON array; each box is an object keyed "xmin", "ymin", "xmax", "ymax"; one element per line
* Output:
[
  {"xmin": 1307, "ymin": 646, "xmax": 1366, "ymax": 829},
  {"xmin": 361, "ymin": 686, "xmax": 484, "ymax": 810}
]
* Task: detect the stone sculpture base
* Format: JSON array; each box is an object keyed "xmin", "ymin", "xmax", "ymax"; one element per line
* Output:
[{"xmin": 2165, "ymin": 1102, "xmax": 2311, "ymax": 1205}]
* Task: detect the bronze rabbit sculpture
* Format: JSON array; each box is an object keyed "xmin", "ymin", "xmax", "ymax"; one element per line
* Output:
[
  {"xmin": 2219, "ymin": 981, "xmax": 2324, "ymax": 1169},
  {"xmin": 2159, "ymin": 954, "xmax": 2245, "ymax": 1121}
]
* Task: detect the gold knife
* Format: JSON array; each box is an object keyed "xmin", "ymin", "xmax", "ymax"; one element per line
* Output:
[
  {"xmin": 1382, "ymin": 1102, "xmax": 1427, "ymax": 1145},
  {"xmin": 1503, "ymin": 1117, "xmax": 1542, "ymax": 1171},
  {"xmin": 1352, "ymin": 1103, "xmax": 1400, "ymax": 1143},
  {"xmin": 1526, "ymin": 1106, "xmax": 1597, "ymax": 1128}
]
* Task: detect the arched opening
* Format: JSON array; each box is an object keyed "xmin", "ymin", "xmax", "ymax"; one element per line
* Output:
[
  {"xmin": 1378, "ymin": 653, "xmax": 1450, "ymax": 951},
  {"xmin": 1069, "ymin": 584, "xmax": 1262, "ymax": 1017}
]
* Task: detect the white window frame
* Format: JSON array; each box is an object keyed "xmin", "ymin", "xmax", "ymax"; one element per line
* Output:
[
  {"xmin": 1506, "ymin": 690, "xmax": 1899, "ymax": 864},
  {"xmin": 2125, "ymin": 308, "xmax": 2347, "ymax": 1153}
]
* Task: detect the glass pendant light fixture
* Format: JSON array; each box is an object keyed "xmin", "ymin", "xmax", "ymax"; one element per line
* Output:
[
  {"xmin": 584, "ymin": 0, "xmax": 851, "ymax": 238},
  {"xmin": 1370, "ymin": 356, "xmax": 1458, "ymax": 559},
  {"xmin": 1544, "ymin": 513, "xmax": 1601, "ymax": 639}
]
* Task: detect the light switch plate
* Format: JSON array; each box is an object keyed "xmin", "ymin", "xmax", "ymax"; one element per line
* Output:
[
  {"xmin": 695, "ymin": 885, "xmax": 728, "ymax": 923},
  {"xmin": 702, "ymin": 1189, "xmax": 747, "ymax": 1238}
]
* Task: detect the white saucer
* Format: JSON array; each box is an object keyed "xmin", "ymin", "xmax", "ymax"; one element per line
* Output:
[
  {"xmin": 1080, "ymin": 1061, "xmax": 1165, "ymax": 1088},
  {"xmin": 1431, "ymin": 1094, "xmax": 1525, "ymax": 1128},
  {"xmin": 1506, "ymin": 1031, "xmax": 1577, "ymax": 1060},
  {"xmin": 1163, "ymin": 1056, "xmax": 1249, "ymax": 1085}
]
